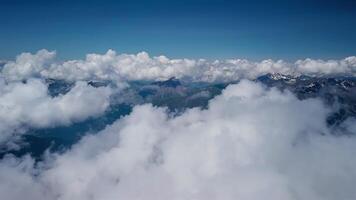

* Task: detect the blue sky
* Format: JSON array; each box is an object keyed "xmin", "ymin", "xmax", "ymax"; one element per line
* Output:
[{"xmin": 1, "ymin": 0, "xmax": 356, "ymax": 60}]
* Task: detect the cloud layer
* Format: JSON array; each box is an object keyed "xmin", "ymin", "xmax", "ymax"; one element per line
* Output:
[
  {"xmin": 1, "ymin": 50, "xmax": 356, "ymax": 199},
  {"xmin": 1, "ymin": 80, "xmax": 356, "ymax": 200},
  {"xmin": 2, "ymin": 49, "xmax": 356, "ymax": 82},
  {"xmin": 0, "ymin": 78, "xmax": 112, "ymax": 145}
]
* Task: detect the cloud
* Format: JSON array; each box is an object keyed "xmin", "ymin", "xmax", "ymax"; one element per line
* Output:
[
  {"xmin": 2, "ymin": 50, "xmax": 356, "ymax": 82},
  {"xmin": 2, "ymin": 50, "xmax": 56, "ymax": 81},
  {"xmin": 0, "ymin": 78, "xmax": 112, "ymax": 144},
  {"xmin": 1, "ymin": 80, "xmax": 356, "ymax": 200},
  {"xmin": 296, "ymin": 57, "xmax": 356, "ymax": 75}
]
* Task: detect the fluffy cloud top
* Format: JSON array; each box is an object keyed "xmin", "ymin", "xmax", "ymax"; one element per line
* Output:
[
  {"xmin": 1, "ymin": 80, "xmax": 355, "ymax": 200},
  {"xmin": 0, "ymin": 78, "xmax": 112, "ymax": 144},
  {"xmin": 2, "ymin": 50, "xmax": 56, "ymax": 81},
  {"xmin": 2, "ymin": 50, "xmax": 356, "ymax": 82}
]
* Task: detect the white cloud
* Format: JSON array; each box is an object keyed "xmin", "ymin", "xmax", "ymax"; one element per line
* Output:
[
  {"xmin": 296, "ymin": 57, "xmax": 356, "ymax": 75},
  {"xmin": 2, "ymin": 50, "xmax": 56, "ymax": 81},
  {"xmin": 1, "ymin": 80, "xmax": 356, "ymax": 200},
  {"xmin": 2, "ymin": 50, "xmax": 356, "ymax": 82},
  {"xmin": 0, "ymin": 78, "xmax": 112, "ymax": 144}
]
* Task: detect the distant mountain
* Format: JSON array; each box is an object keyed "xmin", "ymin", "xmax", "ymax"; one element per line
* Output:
[
  {"xmin": 44, "ymin": 75, "xmax": 356, "ymax": 127},
  {"xmin": 152, "ymin": 77, "xmax": 182, "ymax": 88},
  {"xmin": 3, "ymin": 74, "xmax": 356, "ymax": 159},
  {"xmin": 46, "ymin": 78, "xmax": 74, "ymax": 97},
  {"xmin": 256, "ymin": 73, "xmax": 356, "ymax": 127},
  {"xmin": 44, "ymin": 75, "xmax": 356, "ymax": 128}
]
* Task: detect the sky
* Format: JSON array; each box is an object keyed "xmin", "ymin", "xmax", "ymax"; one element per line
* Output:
[{"xmin": 0, "ymin": 0, "xmax": 356, "ymax": 60}]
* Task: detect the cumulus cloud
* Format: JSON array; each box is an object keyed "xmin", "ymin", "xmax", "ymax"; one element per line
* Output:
[
  {"xmin": 2, "ymin": 50, "xmax": 356, "ymax": 82},
  {"xmin": 296, "ymin": 57, "xmax": 356, "ymax": 75},
  {"xmin": 1, "ymin": 80, "xmax": 356, "ymax": 200},
  {"xmin": 0, "ymin": 78, "xmax": 112, "ymax": 144},
  {"xmin": 2, "ymin": 50, "xmax": 56, "ymax": 81}
]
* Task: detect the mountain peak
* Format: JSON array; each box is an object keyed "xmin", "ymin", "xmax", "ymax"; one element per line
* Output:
[{"xmin": 153, "ymin": 77, "xmax": 181, "ymax": 88}]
